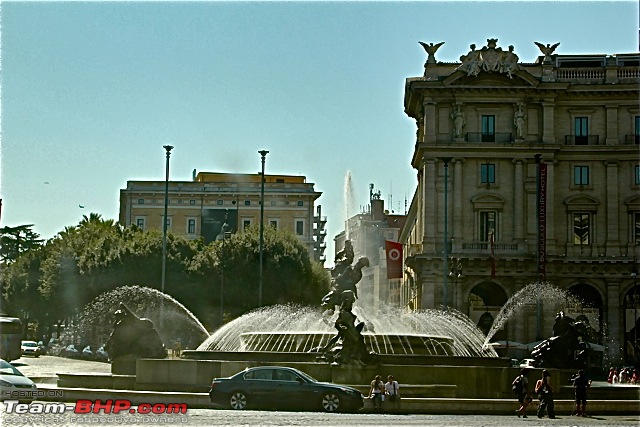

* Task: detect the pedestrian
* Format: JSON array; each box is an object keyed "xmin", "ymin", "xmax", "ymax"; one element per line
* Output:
[
  {"xmin": 512, "ymin": 368, "xmax": 531, "ymax": 418},
  {"xmin": 369, "ymin": 374, "xmax": 385, "ymax": 412},
  {"xmin": 384, "ymin": 375, "xmax": 401, "ymax": 413},
  {"xmin": 607, "ymin": 367, "xmax": 615, "ymax": 383},
  {"xmin": 535, "ymin": 369, "xmax": 555, "ymax": 419},
  {"xmin": 572, "ymin": 369, "xmax": 592, "ymax": 417}
]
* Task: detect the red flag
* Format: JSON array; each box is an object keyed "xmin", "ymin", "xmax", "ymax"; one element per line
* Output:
[
  {"xmin": 490, "ymin": 231, "xmax": 496, "ymax": 278},
  {"xmin": 385, "ymin": 240, "xmax": 403, "ymax": 279}
]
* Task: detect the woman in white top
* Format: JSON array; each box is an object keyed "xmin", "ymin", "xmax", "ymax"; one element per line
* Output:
[{"xmin": 369, "ymin": 375, "xmax": 385, "ymax": 412}]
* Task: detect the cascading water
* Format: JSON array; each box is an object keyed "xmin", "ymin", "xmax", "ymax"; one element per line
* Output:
[
  {"xmin": 197, "ymin": 302, "xmax": 497, "ymax": 358},
  {"xmin": 67, "ymin": 285, "xmax": 210, "ymax": 349},
  {"xmin": 482, "ymin": 281, "xmax": 585, "ymax": 347}
]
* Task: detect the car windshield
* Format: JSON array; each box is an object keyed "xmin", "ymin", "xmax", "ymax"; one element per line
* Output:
[
  {"xmin": 23, "ymin": 342, "xmax": 38, "ymax": 347},
  {"xmin": 0, "ymin": 360, "xmax": 24, "ymax": 376}
]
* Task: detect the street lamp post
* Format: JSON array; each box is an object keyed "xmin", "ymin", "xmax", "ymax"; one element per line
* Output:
[
  {"xmin": 449, "ymin": 257, "xmax": 463, "ymax": 310},
  {"xmin": 161, "ymin": 145, "xmax": 174, "ymax": 296},
  {"xmin": 441, "ymin": 157, "xmax": 453, "ymax": 310},
  {"xmin": 258, "ymin": 150, "xmax": 269, "ymax": 307}
]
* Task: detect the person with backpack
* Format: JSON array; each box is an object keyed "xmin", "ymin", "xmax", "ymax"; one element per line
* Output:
[
  {"xmin": 535, "ymin": 369, "xmax": 555, "ymax": 419},
  {"xmin": 512, "ymin": 368, "xmax": 531, "ymax": 417}
]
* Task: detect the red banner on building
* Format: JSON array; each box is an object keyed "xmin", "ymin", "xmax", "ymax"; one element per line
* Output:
[
  {"xmin": 385, "ymin": 240, "xmax": 403, "ymax": 279},
  {"xmin": 538, "ymin": 163, "xmax": 547, "ymax": 281}
]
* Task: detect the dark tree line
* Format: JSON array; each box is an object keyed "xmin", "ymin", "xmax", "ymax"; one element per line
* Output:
[{"xmin": 0, "ymin": 216, "xmax": 330, "ymax": 340}]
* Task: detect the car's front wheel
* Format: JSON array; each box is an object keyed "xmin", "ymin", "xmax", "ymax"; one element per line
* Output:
[
  {"xmin": 321, "ymin": 392, "xmax": 340, "ymax": 412},
  {"xmin": 229, "ymin": 391, "xmax": 248, "ymax": 410}
]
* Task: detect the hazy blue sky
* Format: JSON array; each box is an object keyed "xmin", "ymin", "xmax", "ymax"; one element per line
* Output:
[{"xmin": 1, "ymin": 1, "xmax": 637, "ymax": 264}]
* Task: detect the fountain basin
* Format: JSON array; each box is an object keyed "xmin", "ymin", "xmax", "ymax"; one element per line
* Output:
[{"xmin": 239, "ymin": 332, "xmax": 455, "ymax": 355}]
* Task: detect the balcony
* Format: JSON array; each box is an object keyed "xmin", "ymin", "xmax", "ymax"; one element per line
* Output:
[
  {"xmin": 564, "ymin": 135, "xmax": 600, "ymax": 145},
  {"xmin": 465, "ymin": 132, "xmax": 513, "ymax": 143},
  {"xmin": 624, "ymin": 134, "xmax": 640, "ymax": 145}
]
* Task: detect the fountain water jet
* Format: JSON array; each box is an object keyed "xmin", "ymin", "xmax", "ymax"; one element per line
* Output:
[{"xmin": 67, "ymin": 285, "xmax": 210, "ymax": 350}]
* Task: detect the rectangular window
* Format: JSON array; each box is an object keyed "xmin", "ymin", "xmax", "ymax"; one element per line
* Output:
[
  {"xmin": 269, "ymin": 220, "xmax": 278, "ymax": 229},
  {"xmin": 480, "ymin": 164, "xmax": 495, "ymax": 184},
  {"xmin": 190, "ymin": 199, "xmax": 196, "ymax": 206},
  {"xmin": 136, "ymin": 218, "xmax": 145, "ymax": 230},
  {"xmin": 296, "ymin": 220, "xmax": 304, "ymax": 236},
  {"xmin": 574, "ymin": 166, "xmax": 589, "ymax": 185},
  {"xmin": 138, "ymin": 198, "xmax": 144, "ymax": 204},
  {"xmin": 481, "ymin": 115, "xmax": 495, "ymax": 142},
  {"xmin": 188, "ymin": 219, "xmax": 196, "ymax": 234},
  {"xmin": 243, "ymin": 220, "xmax": 251, "ymax": 230},
  {"xmin": 573, "ymin": 213, "xmax": 590, "ymax": 245},
  {"xmin": 480, "ymin": 211, "xmax": 496, "ymax": 241},
  {"xmin": 216, "ymin": 200, "xmax": 224, "ymax": 205},
  {"xmin": 575, "ymin": 117, "xmax": 588, "ymax": 144},
  {"xmin": 635, "ymin": 165, "xmax": 640, "ymax": 185},
  {"xmin": 635, "ymin": 212, "xmax": 640, "ymax": 246},
  {"xmin": 244, "ymin": 200, "xmax": 251, "ymax": 206},
  {"xmin": 297, "ymin": 200, "xmax": 304, "ymax": 206},
  {"xmin": 635, "ymin": 116, "xmax": 640, "ymax": 136}
]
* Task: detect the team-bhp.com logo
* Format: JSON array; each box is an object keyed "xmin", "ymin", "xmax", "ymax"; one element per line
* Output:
[{"xmin": 4, "ymin": 399, "xmax": 187, "ymax": 415}]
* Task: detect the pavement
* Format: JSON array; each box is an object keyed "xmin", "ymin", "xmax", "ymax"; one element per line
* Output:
[{"xmin": 7, "ymin": 355, "xmax": 640, "ymax": 416}]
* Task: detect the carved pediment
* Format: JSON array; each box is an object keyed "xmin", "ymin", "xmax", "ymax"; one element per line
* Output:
[
  {"xmin": 444, "ymin": 70, "xmax": 537, "ymax": 87},
  {"xmin": 564, "ymin": 195, "xmax": 599, "ymax": 211},
  {"xmin": 624, "ymin": 195, "xmax": 640, "ymax": 211},
  {"xmin": 471, "ymin": 193, "xmax": 505, "ymax": 209}
]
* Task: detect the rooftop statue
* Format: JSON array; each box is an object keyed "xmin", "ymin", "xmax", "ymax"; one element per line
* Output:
[
  {"xmin": 534, "ymin": 42, "xmax": 560, "ymax": 64},
  {"xmin": 419, "ymin": 41, "xmax": 445, "ymax": 65},
  {"xmin": 456, "ymin": 39, "xmax": 521, "ymax": 78}
]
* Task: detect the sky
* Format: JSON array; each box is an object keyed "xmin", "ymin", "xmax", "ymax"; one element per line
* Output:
[{"xmin": 1, "ymin": 0, "xmax": 638, "ymax": 265}]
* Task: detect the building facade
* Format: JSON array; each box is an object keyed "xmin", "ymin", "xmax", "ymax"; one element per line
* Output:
[
  {"xmin": 119, "ymin": 171, "xmax": 326, "ymax": 263},
  {"xmin": 334, "ymin": 187, "xmax": 407, "ymax": 312},
  {"xmin": 400, "ymin": 39, "xmax": 639, "ymax": 363}
]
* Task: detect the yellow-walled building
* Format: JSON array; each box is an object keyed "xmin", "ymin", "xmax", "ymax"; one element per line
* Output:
[{"xmin": 119, "ymin": 171, "xmax": 327, "ymax": 263}]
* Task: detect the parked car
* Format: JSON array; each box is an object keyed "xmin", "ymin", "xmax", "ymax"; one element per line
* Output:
[
  {"xmin": 62, "ymin": 344, "xmax": 80, "ymax": 359},
  {"xmin": 209, "ymin": 366, "xmax": 364, "ymax": 412},
  {"xmin": 95, "ymin": 346, "xmax": 109, "ymax": 362},
  {"xmin": 0, "ymin": 359, "xmax": 38, "ymax": 402},
  {"xmin": 20, "ymin": 341, "xmax": 41, "ymax": 357}
]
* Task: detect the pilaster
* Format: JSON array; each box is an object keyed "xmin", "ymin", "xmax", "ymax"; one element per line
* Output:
[
  {"xmin": 605, "ymin": 161, "xmax": 621, "ymax": 255},
  {"xmin": 513, "ymin": 160, "xmax": 524, "ymax": 240},
  {"xmin": 607, "ymin": 282, "xmax": 622, "ymax": 363},
  {"xmin": 542, "ymin": 102, "xmax": 555, "ymax": 144}
]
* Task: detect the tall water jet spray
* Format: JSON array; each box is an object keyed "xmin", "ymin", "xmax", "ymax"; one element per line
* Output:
[
  {"xmin": 67, "ymin": 285, "xmax": 210, "ymax": 350},
  {"xmin": 343, "ymin": 170, "xmax": 356, "ymax": 238}
]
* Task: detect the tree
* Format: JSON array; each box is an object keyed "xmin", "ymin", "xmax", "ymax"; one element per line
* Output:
[
  {"xmin": 0, "ymin": 225, "xmax": 44, "ymax": 264},
  {"xmin": 198, "ymin": 225, "xmax": 330, "ymax": 320}
]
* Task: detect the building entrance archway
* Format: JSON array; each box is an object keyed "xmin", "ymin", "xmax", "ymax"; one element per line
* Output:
[{"xmin": 468, "ymin": 282, "xmax": 508, "ymax": 339}]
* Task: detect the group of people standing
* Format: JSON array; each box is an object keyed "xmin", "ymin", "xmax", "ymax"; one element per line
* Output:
[
  {"xmin": 512, "ymin": 368, "xmax": 591, "ymax": 419},
  {"xmin": 369, "ymin": 375, "xmax": 401, "ymax": 413},
  {"xmin": 608, "ymin": 366, "xmax": 639, "ymax": 384}
]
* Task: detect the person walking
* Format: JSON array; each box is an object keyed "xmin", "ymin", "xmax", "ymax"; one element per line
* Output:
[
  {"xmin": 512, "ymin": 368, "xmax": 531, "ymax": 418},
  {"xmin": 384, "ymin": 375, "xmax": 401, "ymax": 413},
  {"xmin": 369, "ymin": 374, "xmax": 385, "ymax": 412},
  {"xmin": 535, "ymin": 369, "xmax": 555, "ymax": 419},
  {"xmin": 572, "ymin": 369, "xmax": 592, "ymax": 417}
]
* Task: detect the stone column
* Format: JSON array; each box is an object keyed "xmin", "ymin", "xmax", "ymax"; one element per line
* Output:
[
  {"xmin": 513, "ymin": 159, "xmax": 524, "ymax": 241},
  {"xmin": 542, "ymin": 101, "xmax": 555, "ymax": 144},
  {"xmin": 420, "ymin": 274, "xmax": 436, "ymax": 309},
  {"xmin": 607, "ymin": 282, "xmax": 622, "ymax": 363},
  {"xmin": 605, "ymin": 161, "xmax": 621, "ymax": 256},
  {"xmin": 423, "ymin": 159, "xmax": 437, "ymax": 252},
  {"xmin": 605, "ymin": 106, "xmax": 619, "ymax": 145},
  {"xmin": 423, "ymin": 100, "xmax": 437, "ymax": 144},
  {"xmin": 453, "ymin": 159, "xmax": 463, "ymax": 249}
]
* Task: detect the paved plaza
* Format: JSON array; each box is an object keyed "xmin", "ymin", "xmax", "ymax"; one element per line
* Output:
[{"xmin": 2, "ymin": 356, "xmax": 639, "ymax": 427}]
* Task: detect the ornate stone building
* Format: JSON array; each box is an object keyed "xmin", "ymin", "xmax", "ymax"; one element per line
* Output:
[
  {"xmin": 119, "ymin": 171, "xmax": 326, "ymax": 264},
  {"xmin": 400, "ymin": 39, "xmax": 639, "ymax": 363}
]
